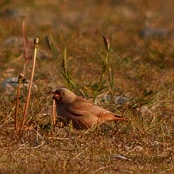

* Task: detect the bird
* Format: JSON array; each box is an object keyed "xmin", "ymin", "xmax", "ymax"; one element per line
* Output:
[{"xmin": 52, "ymin": 87, "xmax": 125, "ymax": 129}]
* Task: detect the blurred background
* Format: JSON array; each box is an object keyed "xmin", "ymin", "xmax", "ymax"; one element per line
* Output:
[{"xmin": 0, "ymin": 0, "xmax": 174, "ymax": 90}]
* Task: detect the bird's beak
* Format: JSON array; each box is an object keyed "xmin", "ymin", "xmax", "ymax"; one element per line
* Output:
[{"xmin": 52, "ymin": 92, "xmax": 60, "ymax": 101}]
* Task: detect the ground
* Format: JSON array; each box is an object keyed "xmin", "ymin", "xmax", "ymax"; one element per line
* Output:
[{"xmin": 0, "ymin": 0, "xmax": 174, "ymax": 173}]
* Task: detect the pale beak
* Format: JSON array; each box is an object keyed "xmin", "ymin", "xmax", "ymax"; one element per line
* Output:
[{"xmin": 52, "ymin": 93, "xmax": 60, "ymax": 101}]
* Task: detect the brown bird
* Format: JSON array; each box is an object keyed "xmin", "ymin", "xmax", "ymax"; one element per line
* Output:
[{"xmin": 53, "ymin": 88, "xmax": 125, "ymax": 129}]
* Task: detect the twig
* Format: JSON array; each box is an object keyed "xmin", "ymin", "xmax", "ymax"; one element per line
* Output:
[{"xmin": 48, "ymin": 137, "xmax": 73, "ymax": 140}]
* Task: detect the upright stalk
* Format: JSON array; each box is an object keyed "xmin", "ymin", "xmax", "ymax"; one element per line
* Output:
[
  {"xmin": 22, "ymin": 16, "xmax": 29, "ymax": 76},
  {"xmin": 93, "ymin": 35, "xmax": 112, "ymax": 101},
  {"xmin": 20, "ymin": 38, "xmax": 39, "ymax": 133},
  {"xmin": 14, "ymin": 74, "xmax": 24, "ymax": 134}
]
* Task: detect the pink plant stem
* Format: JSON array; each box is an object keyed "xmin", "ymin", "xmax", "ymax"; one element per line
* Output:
[
  {"xmin": 22, "ymin": 17, "xmax": 29, "ymax": 76},
  {"xmin": 15, "ymin": 74, "xmax": 24, "ymax": 134},
  {"xmin": 20, "ymin": 38, "xmax": 39, "ymax": 133}
]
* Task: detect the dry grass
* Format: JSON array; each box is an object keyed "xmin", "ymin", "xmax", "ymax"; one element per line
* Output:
[{"xmin": 0, "ymin": 0, "xmax": 174, "ymax": 173}]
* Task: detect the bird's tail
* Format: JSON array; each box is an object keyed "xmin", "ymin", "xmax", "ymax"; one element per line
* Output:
[
  {"xmin": 114, "ymin": 115, "xmax": 127, "ymax": 121},
  {"xmin": 100, "ymin": 113, "xmax": 127, "ymax": 121}
]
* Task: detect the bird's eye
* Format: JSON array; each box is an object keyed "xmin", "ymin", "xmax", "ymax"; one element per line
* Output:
[{"xmin": 62, "ymin": 93, "xmax": 65, "ymax": 96}]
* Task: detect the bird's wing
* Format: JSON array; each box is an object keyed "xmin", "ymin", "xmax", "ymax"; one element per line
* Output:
[
  {"xmin": 65, "ymin": 96, "xmax": 125, "ymax": 129},
  {"xmin": 68, "ymin": 96, "xmax": 113, "ymax": 117}
]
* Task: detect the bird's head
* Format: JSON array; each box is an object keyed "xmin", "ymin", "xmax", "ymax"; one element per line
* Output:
[{"xmin": 52, "ymin": 88, "xmax": 77, "ymax": 104}]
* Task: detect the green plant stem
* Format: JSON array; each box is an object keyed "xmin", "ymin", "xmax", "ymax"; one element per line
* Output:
[
  {"xmin": 106, "ymin": 51, "xmax": 114, "ymax": 90},
  {"xmin": 61, "ymin": 46, "xmax": 74, "ymax": 90}
]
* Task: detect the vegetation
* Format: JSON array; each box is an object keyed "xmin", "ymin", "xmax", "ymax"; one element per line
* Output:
[{"xmin": 0, "ymin": 0, "xmax": 174, "ymax": 173}]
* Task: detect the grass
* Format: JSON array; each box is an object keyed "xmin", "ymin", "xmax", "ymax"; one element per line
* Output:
[{"xmin": 0, "ymin": 0, "xmax": 174, "ymax": 173}]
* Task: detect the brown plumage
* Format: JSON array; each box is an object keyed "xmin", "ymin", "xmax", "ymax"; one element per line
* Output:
[{"xmin": 53, "ymin": 88, "xmax": 125, "ymax": 129}]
